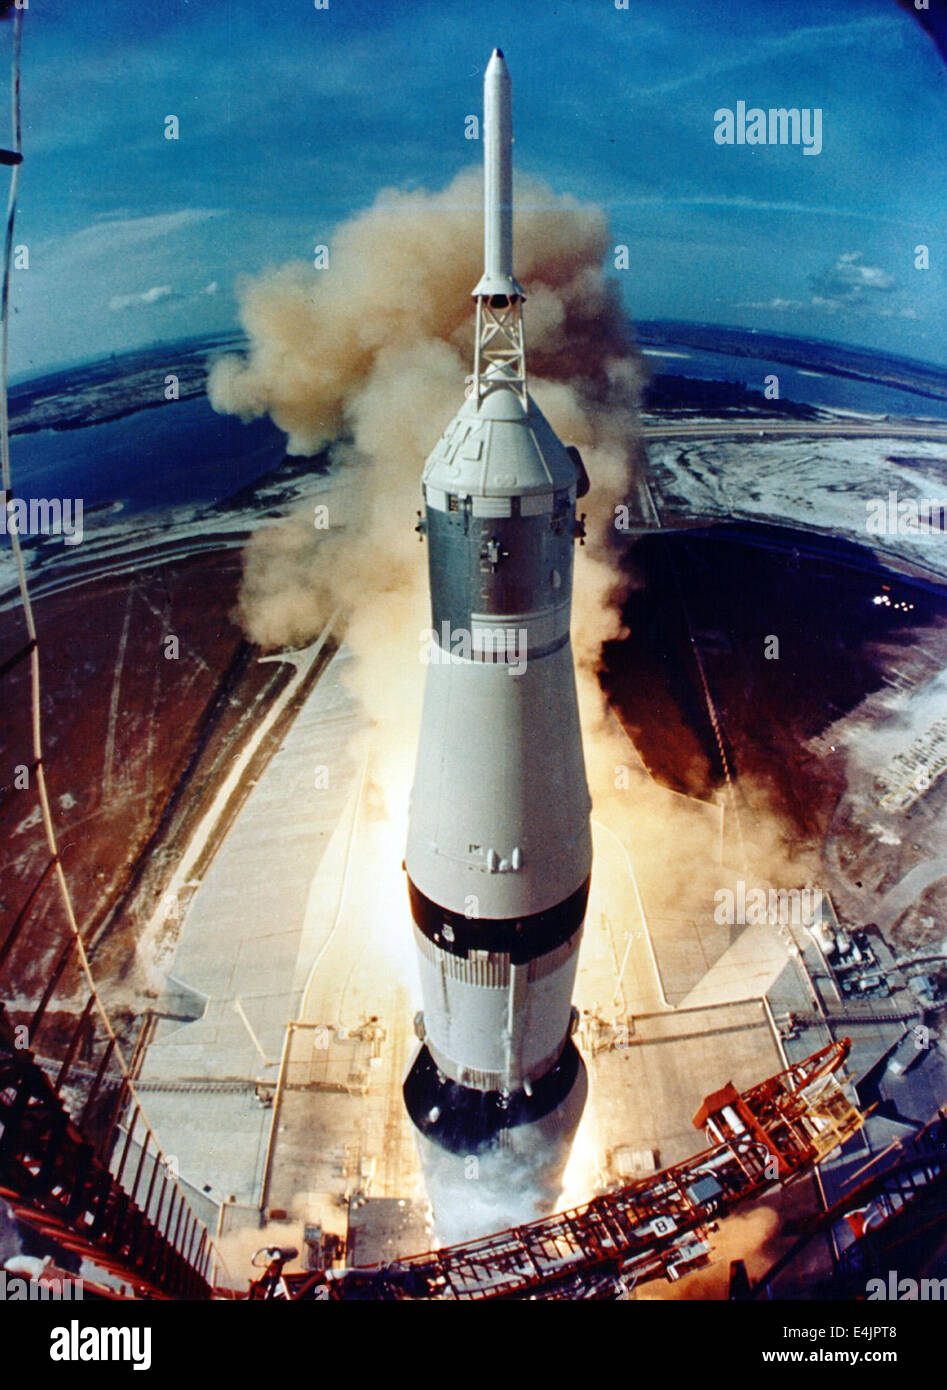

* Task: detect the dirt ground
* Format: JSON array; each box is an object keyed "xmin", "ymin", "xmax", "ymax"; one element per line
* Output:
[{"xmin": 0, "ymin": 548, "xmax": 294, "ymax": 1053}]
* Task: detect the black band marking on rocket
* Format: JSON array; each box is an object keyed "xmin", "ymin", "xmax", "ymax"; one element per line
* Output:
[
  {"xmin": 402, "ymin": 1038, "xmax": 584, "ymax": 1155},
  {"xmin": 407, "ymin": 875, "xmax": 590, "ymax": 965}
]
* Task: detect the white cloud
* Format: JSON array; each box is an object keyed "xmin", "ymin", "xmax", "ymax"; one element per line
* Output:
[
  {"xmin": 628, "ymin": 14, "xmax": 893, "ymax": 99},
  {"xmin": 739, "ymin": 296, "xmax": 806, "ymax": 311},
  {"xmin": 810, "ymin": 251, "xmax": 897, "ymax": 305},
  {"xmin": 108, "ymin": 279, "xmax": 226, "ymax": 313},
  {"xmin": 59, "ymin": 209, "xmax": 224, "ymax": 265},
  {"xmin": 611, "ymin": 195, "xmax": 911, "ymax": 229},
  {"xmin": 109, "ymin": 285, "xmax": 178, "ymax": 312},
  {"xmin": 877, "ymin": 305, "xmax": 920, "ymax": 321},
  {"xmin": 741, "ymin": 252, "xmax": 915, "ymax": 321}
]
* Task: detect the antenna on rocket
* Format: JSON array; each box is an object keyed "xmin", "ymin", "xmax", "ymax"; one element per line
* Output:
[{"xmin": 470, "ymin": 49, "xmax": 528, "ymax": 407}]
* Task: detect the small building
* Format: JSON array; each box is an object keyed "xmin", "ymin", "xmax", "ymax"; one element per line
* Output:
[
  {"xmin": 908, "ymin": 973, "xmax": 939, "ymax": 1004},
  {"xmin": 886, "ymin": 1030, "xmax": 924, "ymax": 1078}
]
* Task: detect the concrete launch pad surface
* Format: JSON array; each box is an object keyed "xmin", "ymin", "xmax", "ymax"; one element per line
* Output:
[
  {"xmin": 131, "ymin": 625, "xmax": 807, "ymax": 1272},
  {"xmin": 134, "ymin": 642, "xmax": 365, "ymax": 1217},
  {"xmin": 583, "ymin": 1001, "xmax": 782, "ymax": 1174}
]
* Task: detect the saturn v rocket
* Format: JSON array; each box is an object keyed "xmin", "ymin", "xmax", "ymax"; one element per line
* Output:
[{"xmin": 404, "ymin": 50, "xmax": 592, "ymax": 1182}]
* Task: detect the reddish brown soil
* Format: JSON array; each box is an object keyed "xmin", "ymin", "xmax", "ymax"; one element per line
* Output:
[{"xmin": 0, "ymin": 549, "xmax": 291, "ymax": 1050}]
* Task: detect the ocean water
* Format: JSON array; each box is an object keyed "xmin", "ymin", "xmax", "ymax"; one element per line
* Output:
[
  {"xmin": 642, "ymin": 345, "xmax": 947, "ymax": 420},
  {"xmin": 8, "ymin": 394, "xmax": 288, "ymax": 515}
]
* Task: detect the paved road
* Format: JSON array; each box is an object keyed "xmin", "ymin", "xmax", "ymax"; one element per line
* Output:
[
  {"xmin": 136, "ymin": 613, "xmax": 340, "ymax": 963},
  {"xmin": 641, "ymin": 419, "xmax": 947, "ymax": 441},
  {"xmin": 874, "ymin": 858, "xmax": 947, "ymax": 933}
]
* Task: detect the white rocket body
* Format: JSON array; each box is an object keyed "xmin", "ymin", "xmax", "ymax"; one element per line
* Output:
[{"xmin": 404, "ymin": 50, "xmax": 591, "ymax": 1154}]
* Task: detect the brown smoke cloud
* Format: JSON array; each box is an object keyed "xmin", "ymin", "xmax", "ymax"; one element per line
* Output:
[
  {"xmin": 207, "ymin": 165, "xmax": 655, "ymax": 847},
  {"xmin": 208, "ymin": 167, "xmax": 646, "ymax": 658}
]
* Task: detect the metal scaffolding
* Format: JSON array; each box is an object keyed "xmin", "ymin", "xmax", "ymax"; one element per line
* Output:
[{"xmin": 257, "ymin": 1039, "xmax": 863, "ymax": 1301}]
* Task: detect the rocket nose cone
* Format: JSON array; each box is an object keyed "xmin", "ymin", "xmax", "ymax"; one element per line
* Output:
[{"xmin": 493, "ymin": 47, "xmax": 504, "ymax": 58}]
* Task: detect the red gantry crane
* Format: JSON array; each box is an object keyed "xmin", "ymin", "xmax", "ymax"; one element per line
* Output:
[{"xmin": 251, "ymin": 1039, "xmax": 863, "ymax": 1301}]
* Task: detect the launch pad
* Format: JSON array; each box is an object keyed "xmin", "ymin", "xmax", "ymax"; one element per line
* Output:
[
  {"xmin": 118, "ymin": 609, "xmax": 818, "ymax": 1272},
  {"xmin": 247, "ymin": 1041, "xmax": 864, "ymax": 1301}
]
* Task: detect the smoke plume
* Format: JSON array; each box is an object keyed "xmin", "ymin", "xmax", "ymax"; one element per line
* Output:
[
  {"xmin": 209, "ymin": 165, "xmax": 810, "ymax": 1248},
  {"xmin": 208, "ymin": 166, "xmax": 646, "ymax": 662}
]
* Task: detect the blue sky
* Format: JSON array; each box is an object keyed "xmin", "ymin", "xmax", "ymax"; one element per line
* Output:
[{"xmin": 7, "ymin": 0, "xmax": 946, "ymax": 377}]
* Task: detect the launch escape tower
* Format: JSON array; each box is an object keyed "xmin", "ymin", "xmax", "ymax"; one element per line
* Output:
[{"xmin": 404, "ymin": 51, "xmax": 593, "ymax": 1163}]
